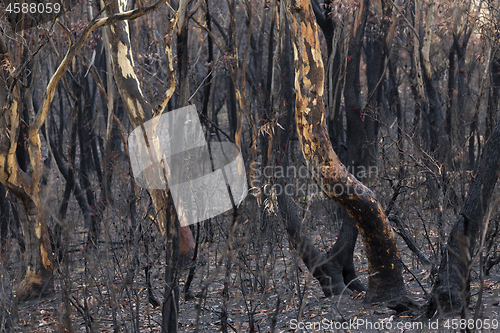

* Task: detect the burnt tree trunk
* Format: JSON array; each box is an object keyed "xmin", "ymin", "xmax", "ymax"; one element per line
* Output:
[
  {"xmin": 421, "ymin": 59, "xmax": 446, "ymax": 163},
  {"xmin": 276, "ymin": 9, "xmax": 365, "ymax": 297},
  {"xmin": 285, "ymin": 0, "xmax": 405, "ymax": 302},
  {"xmin": 337, "ymin": 0, "xmax": 370, "ymax": 295},
  {"xmin": 364, "ymin": 0, "xmax": 394, "ymax": 171},
  {"xmin": 15, "ymin": 197, "xmax": 54, "ymax": 299},
  {"xmin": 0, "ymin": 184, "xmax": 11, "ymax": 258},
  {"xmin": 388, "ymin": 57, "xmax": 405, "ymax": 175},
  {"xmin": 177, "ymin": 0, "xmax": 190, "ymax": 108},
  {"xmin": 311, "ymin": 0, "xmax": 344, "ymax": 161},
  {"xmin": 446, "ymin": 46, "xmax": 455, "ymax": 147},
  {"xmin": 427, "ymin": 111, "xmax": 500, "ymax": 316},
  {"xmin": 104, "ymin": 1, "xmax": 194, "ymax": 330},
  {"xmin": 0, "ymin": 35, "xmax": 54, "ymax": 300},
  {"xmin": 344, "ymin": 0, "xmax": 368, "ymax": 175},
  {"xmin": 486, "ymin": 50, "xmax": 500, "ymax": 140},
  {"xmin": 454, "ymin": 31, "xmax": 472, "ymax": 150},
  {"xmin": 311, "ymin": 0, "xmax": 365, "ymax": 295}
]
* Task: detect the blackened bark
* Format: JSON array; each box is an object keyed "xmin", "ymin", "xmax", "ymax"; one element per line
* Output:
[
  {"xmin": 422, "ymin": 63, "xmax": 446, "ymax": 162},
  {"xmin": 364, "ymin": 9, "xmax": 388, "ymax": 170},
  {"xmin": 48, "ymin": 136, "xmax": 93, "ymax": 227},
  {"xmin": 103, "ymin": 98, "xmax": 124, "ymax": 201},
  {"xmin": 325, "ymin": 218, "xmax": 366, "ymax": 292},
  {"xmin": 446, "ymin": 47, "xmax": 455, "ymax": 142},
  {"xmin": 344, "ymin": 30, "xmax": 366, "ymax": 175},
  {"xmin": 363, "ymin": 39, "xmax": 382, "ymax": 170},
  {"xmin": 227, "ymin": 0, "xmax": 239, "ymax": 143},
  {"xmin": 286, "ymin": 0, "xmax": 405, "ymax": 303},
  {"xmin": 409, "ymin": 55, "xmax": 424, "ymax": 140},
  {"xmin": 54, "ymin": 93, "xmax": 79, "ymax": 261},
  {"xmin": 261, "ymin": 2, "xmax": 275, "ymax": 168},
  {"xmin": 311, "ymin": 0, "xmax": 344, "ymax": 159},
  {"xmin": 419, "ymin": 34, "xmax": 447, "ymax": 206},
  {"xmin": 201, "ymin": 1, "xmax": 213, "ymax": 125},
  {"xmin": 454, "ymin": 31, "xmax": 471, "ymax": 149},
  {"xmin": 388, "ymin": 58, "xmax": 404, "ymax": 174},
  {"xmin": 177, "ymin": 1, "xmax": 190, "ymax": 108},
  {"xmin": 341, "ymin": 0, "xmax": 374, "ymax": 295},
  {"xmin": 16, "ymin": 102, "xmax": 29, "ymax": 173},
  {"xmin": 468, "ymin": 110, "xmax": 478, "ymax": 171},
  {"xmin": 143, "ymin": 229, "xmax": 160, "ymax": 307},
  {"xmin": 183, "ymin": 223, "xmax": 200, "ymax": 296},
  {"xmin": 276, "ymin": 15, "xmax": 365, "ymax": 296},
  {"xmin": 328, "ymin": 47, "xmax": 344, "ymax": 157},
  {"xmin": 57, "ymin": 111, "xmax": 77, "ymax": 224},
  {"xmin": 340, "ymin": 5, "xmax": 371, "ymax": 291},
  {"xmin": 0, "ymin": 184, "xmax": 11, "ymax": 256},
  {"xmin": 226, "ymin": 79, "xmax": 238, "ymax": 140},
  {"xmin": 486, "ymin": 50, "xmax": 500, "ymax": 140},
  {"xmin": 162, "ymin": 194, "xmax": 180, "ymax": 333},
  {"xmin": 428, "ymin": 112, "xmax": 500, "ymax": 316},
  {"xmin": 311, "ymin": 0, "xmax": 334, "ymax": 55},
  {"xmin": 278, "ymin": 187, "xmax": 365, "ymax": 296},
  {"xmin": 78, "ymin": 79, "xmax": 104, "ymax": 249}
]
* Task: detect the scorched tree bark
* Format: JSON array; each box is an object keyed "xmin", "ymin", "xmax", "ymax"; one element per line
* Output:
[{"xmin": 285, "ymin": 0, "xmax": 406, "ymax": 302}]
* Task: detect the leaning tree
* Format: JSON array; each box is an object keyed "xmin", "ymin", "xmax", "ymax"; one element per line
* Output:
[{"xmin": 284, "ymin": 0, "xmax": 406, "ymax": 302}]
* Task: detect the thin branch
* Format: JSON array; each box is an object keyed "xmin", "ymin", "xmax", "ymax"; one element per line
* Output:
[
  {"xmin": 389, "ymin": 214, "xmax": 437, "ymax": 274},
  {"xmin": 30, "ymin": 0, "xmax": 167, "ymax": 136}
]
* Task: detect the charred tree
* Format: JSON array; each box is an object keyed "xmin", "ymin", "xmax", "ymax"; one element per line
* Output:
[
  {"xmin": 104, "ymin": 0, "xmax": 196, "ymax": 330},
  {"xmin": 427, "ymin": 111, "xmax": 500, "ymax": 316},
  {"xmin": 486, "ymin": 50, "xmax": 500, "ymax": 140},
  {"xmin": 311, "ymin": 0, "xmax": 345, "ymax": 162},
  {"xmin": 453, "ymin": 29, "xmax": 473, "ymax": 150},
  {"xmin": 0, "ymin": 35, "xmax": 54, "ymax": 300},
  {"xmin": 446, "ymin": 45, "xmax": 455, "ymax": 144},
  {"xmin": 364, "ymin": 1, "xmax": 391, "ymax": 170},
  {"xmin": 310, "ymin": 0, "xmax": 369, "ymax": 296},
  {"xmin": 344, "ymin": 0, "xmax": 369, "ymax": 175},
  {"xmin": 285, "ymin": 0, "xmax": 406, "ymax": 302},
  {"xmin": 275, "ymin": 7, "xmax": 365, "ymax": 297},
  {"xmin": 1, "ymin": 0, "xmax": 173, "ymax": 302}
]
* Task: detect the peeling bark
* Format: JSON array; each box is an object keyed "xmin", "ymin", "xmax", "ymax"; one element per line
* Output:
[
  {"xmin": 104, "ymin": 2, "xmax": 194, "ymax": 329},
  {"xmin": 276, "ymin": 7, "xmax": 365, "ymax": 296},
  {"xmin": 104, "ymin": 0, "xmax": 194, "ymax": 258},
  {"xmin": 310, "ymin": 0, "xmax": 366, "ymax": 295},
  {"xmin": 284, "ymin": 0, "xmax": 405, "ymax": 302},
  {"xmin": 0, "ymin": 35, "xmax": 54, "ymax": 300},
  {"xmin": 486, "ymin": 50, "xmax": 500, "ymax": 140}
]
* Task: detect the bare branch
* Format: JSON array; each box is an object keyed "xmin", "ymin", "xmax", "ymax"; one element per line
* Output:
[{"xmin": 30, "ymin": 0, "xmax": 167, "ymax": 136}]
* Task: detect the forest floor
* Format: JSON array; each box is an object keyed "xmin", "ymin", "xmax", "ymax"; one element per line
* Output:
[{"xmin": 4, "ymin": 182, "xmax": 500, "ymax": 332}]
